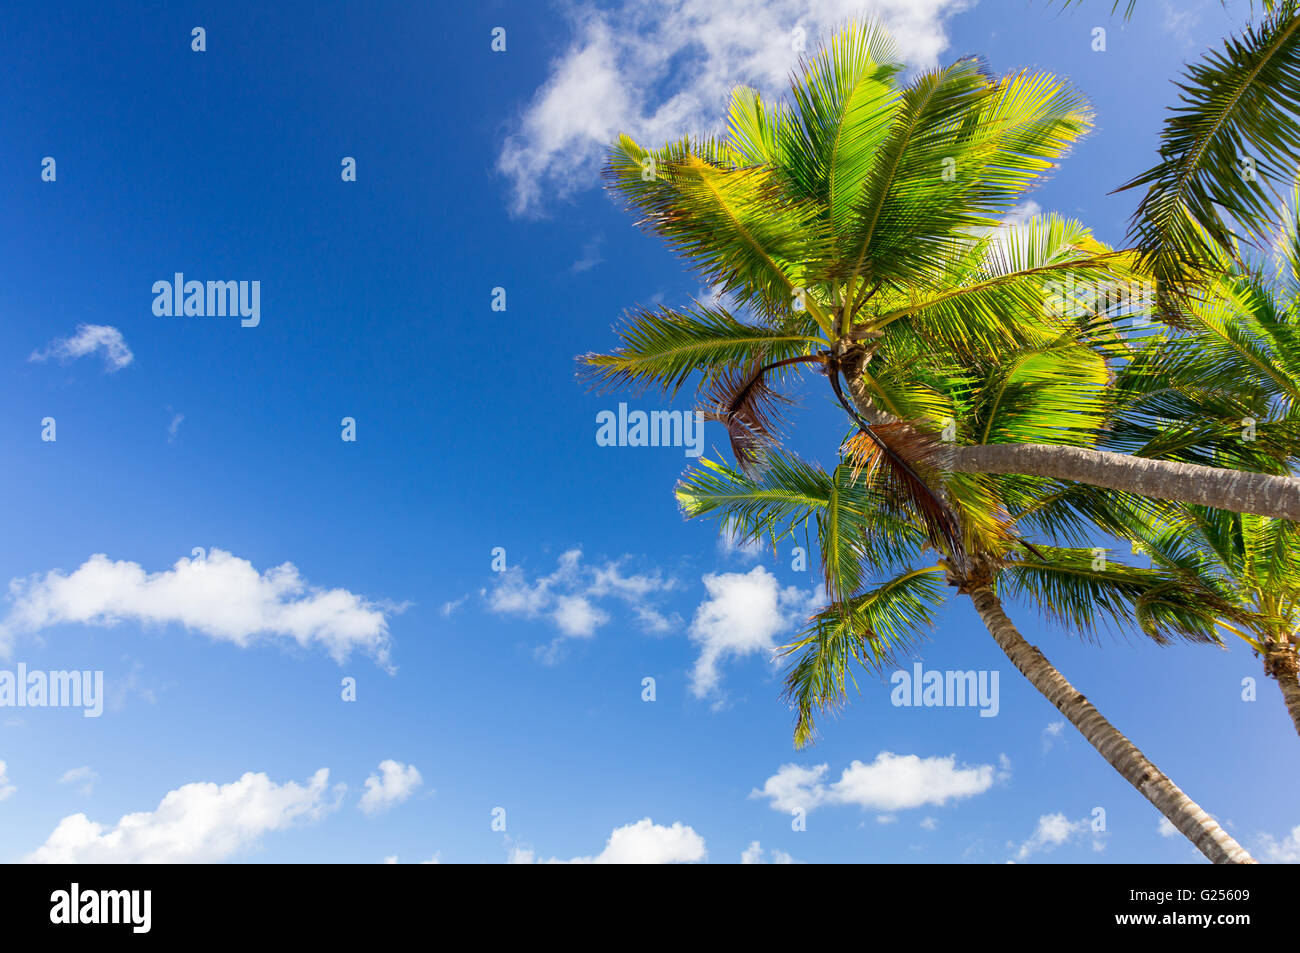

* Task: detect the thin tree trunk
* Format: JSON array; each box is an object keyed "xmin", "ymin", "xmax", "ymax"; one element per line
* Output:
[
  {"xmin": 1263, "ymin": 641, "xmax": 1300, "ymax": 740},
  {"xmin": 966, "ymin": 584, "xmax": 1256, "ymax": 864},
  {"xmin": 840, "ymin": 360, "xmax": 1300, "ymax": 521}
]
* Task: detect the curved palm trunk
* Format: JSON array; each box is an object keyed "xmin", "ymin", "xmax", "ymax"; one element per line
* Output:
[
  {"xmin": 841, "ymin": 361, "xmax": 1300, "ymax": 521},
  {"xmin": 837, "ymin": 356, "xmax": 1300, "ymax": 520},
  {"xmin": 1263, "ymin": 641, "xmax": 1300, "ymax": 740},
  {"xmin": 967, "ymin": 584, "xmax": 1255, "ymax": 864},
  {"xmin": 947, "ymin": 443, "xmax": 1300, "ymax": 522}
]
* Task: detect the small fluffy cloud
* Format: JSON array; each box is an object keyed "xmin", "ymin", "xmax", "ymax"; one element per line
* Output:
[
  {"xmin": 688, "ymin": 565, "xmax": 822, "ymax": 697},
  {"xmin": 1157, "ymin": 817, "xmax": 1179, "ymax": 839},
  {"xmin": 383, "ymin": 853, "xmax": 441, "ymax": 864},
  {"xmin": 741, "ymin": 841, "xmax": 796, "ymax": 864},
  {"xmin": 509, "ymin": 818, "xmax": 706, "ymax": 864},
  {"xmin": 552, "ymin": 595, "xmax": 609, "ymax": 639},
  {"xmin": 25, "ymin": 769, "xmax": 338, "ymax": 863},
  {"xmin": 0, "ymin": 549, "xmax": 396, "ymax": 666},
  {"xmin": 359, "ymin": 760, "xmax": 423, "ymax": 815},
  {"xmin": 30, "ymin": 324, "xmax": 133, "ymax": 372},
  {"xmin": 752, "ymin": 752, "xmax": 1001, "ymax": 815},
  {"xmin": 1041, "ymin": 721, "xmax": 1065, "ymax": 753},
  {"xmin": 0, "ymin": 761, "xmax": 14, "ymax": 801},
  {"xmin": 1258, "ymin": 824, "xmax": 1300, "ymax": 863},
  {"xmin": 58, "ymin": 766, "xmax": 98, "ymax": 796},
  {"xmin": 499, "ymin": 0, "xmax": 972, "ymax": 214},
  {"xmin": 484, "ymin": 549, "xmax": 678, "ymax": 660},
  {"xmin": 1011, "ymin": 812, "xmax": 1102, "ymax": 862}
]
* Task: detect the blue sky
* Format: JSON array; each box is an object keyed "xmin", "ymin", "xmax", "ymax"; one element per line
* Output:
[{"xmin": 0, "ymin": 0, "xmax": 1296, "ymax": 864}]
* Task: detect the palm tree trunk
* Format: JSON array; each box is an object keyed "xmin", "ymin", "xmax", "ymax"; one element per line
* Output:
[
  {"xmin": 966, "ymin": 583, "xmax": 1256, "ymax": 864},
  {"xmin": 946, "ymin": 443, "xmax": 1300, "ymax": 522},
  {"xmin": 840, "ymin": 359, "xmax": 1300, "ymax": 521},
  {"xmin": 1263, "ymin": 641, "xmax": 1300, "ymax": 740}
]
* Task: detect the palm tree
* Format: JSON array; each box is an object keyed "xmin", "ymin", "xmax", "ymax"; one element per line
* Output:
[
  {"xmin": 670, "ymin": 308, "xmax": 1258, "ymax": 862},
  {"xmin": 589, "ymin": 20, "xmax": 1300, "ymax": 520},
  {"xmin": 1054, "ymin": 0, "xmax": 1300, "ymax": 301},
  {"xmin": 1090, "ymin": 230, "xmax": 1300, "ymax": 737},
  {"xmin": 587, "ymin": 19, "xmax": 1259, "ymax": 863},
  {"xmin": 675, "ymin": 446, "xmax": 1254, "ymax": 864},
  {"xmin": 1122, "ymin": 503, "xmax": 1300, "ymax": 738}
]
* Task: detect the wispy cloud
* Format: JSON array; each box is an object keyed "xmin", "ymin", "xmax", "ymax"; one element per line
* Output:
[
  {"xmin": 30, "ymin": 324, "xmax": 133, "ymax": 372},
  {"xmin": 498, "ymin": 0, "xmax": 972, "ymax": 215},
  {"xmin": 483, "ymin": 549, "xmax": 678, "ymax": 661},
  {"xmin": 1257, "ymin": 824, "xmax": 1300, "ymax": 863},
  {"xmin": 740, "ymin": 840, "xmax": 797, "ymax": 863},
  {"xmin": 58, "ymin": 766, "xmax": 98, "ymax": 797},
  {"xmin": 1010, "ymin": 812, "xmax": 1104, "ymax": 862},
  {"xmin": 571, "ymin": 235, "xmax": 604, "ymax": 273}
]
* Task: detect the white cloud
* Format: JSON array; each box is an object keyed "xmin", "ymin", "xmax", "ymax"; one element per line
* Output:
[
  {"xmin": 571, "ymin": 235, "xmax": 604, "ymax": 273},
  {"xmin": 717, "ymin": 523, "xmax": 767, "ymax": 562},
  {"xmin": 383, "ymin": 853, "xmax": 441, "ymax": 864},
  {"xmin": 552, "ymin": 595, "xmax": 609, "ymax": 639},
  {"xmin": 499, "ymin": 0, "xmax": 972, "ymax": 214},
  {"xmin": 484, "ymin": 549, "xmax": 677, "ymax": 659},
  {"xmin": 1011, "ymin": 812, "xmax": 1099, "ymax": 862},
  {"xmin": 1258, "ymin": 824, "xmax": 1300, "ymax": 863},
  {"xmin": 30, "ymin": 324, "xmax": 133, "ymax": 372},
  {"xmin": 688, "ymin": 565, "xmax": 821, "ymax": 697},
  {"xmin": 359, "ymin": 760, "xmax": 423, "ymax": 815},
  {"xmin": 920, "ymin": 816, "xmax": 938, "ymax": 831},
  {"xmin": 752, "ymin": 752, "xmax": 1000, "ymax": 814},
  {"xmin": 25, "ymin": 769, "xmax": 338, "ymax": 863},
  {"xmin": 751, "ymin": 762, "xmax": 829, "ymax": 813},
  {"xmin": 1161, "ymin": 1, "xmax": 1199, "ymax": 47},
  {"xmin": 1001, "ymin": 199, "xmax": 1043, "ymax": 228},
  {"xmin": 440, "ymin": 595, "xmax": 467, "ymax": 618},
  {"xmin": 167, "ymin": 412, "xmax": 184, "ymax": 442},
  {"xmin": 0, "ymin": 761, "xmax": 14, "ymax": 801},
  {"xmin": 1157, "ymin": 817, "xmax": 1179, "ymax": 839},
  {"xmin": 740, "ymin": 840, "xmax": 796, "ymax": 864},
  {"xmin": 1041, "ymin": 720, "xmax": 1065, "ymax": 753},
  {"xmin": 0, "ymin": 549, "xmax": 396, "ymax": 666},
  {"xmin": 58, "ymin": 766, "xmax": 98, "ymax": 796},
  {"xmin": 509, "ymin": 818, "xmax": 706, "ymax": 864}
]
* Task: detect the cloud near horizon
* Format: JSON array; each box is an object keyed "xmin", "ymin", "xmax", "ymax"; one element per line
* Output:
[
  {"xmin": 508, "ymin": 817, "xmax": 706, "ymax": 864},
  {"xmin": 24, "ymin": 769, "xmax": 339, "ymax": 863}
]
